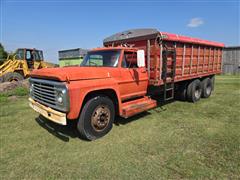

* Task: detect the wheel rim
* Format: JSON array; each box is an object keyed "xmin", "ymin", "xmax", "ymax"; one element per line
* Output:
[
  {"xmin": 91, "ymin": 105, "xmax": 111, "ymax": 132},
  {"xmin": 206, "ymin": 83, "xmax": 212, "ymax": 95},
  {"xmin": 195, "ymin": 86, "xmax": 201, "ymax": 99}
]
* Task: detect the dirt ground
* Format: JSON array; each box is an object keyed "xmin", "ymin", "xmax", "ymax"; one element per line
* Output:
[{"xmin": 0, "ymin": 79, "xmax": 29, "ymax": 93}]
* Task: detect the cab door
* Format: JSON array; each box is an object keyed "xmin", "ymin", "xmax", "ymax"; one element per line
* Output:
[{"xmin": 118, "ymin": 50, "xmax": 148, "ymax": 100}]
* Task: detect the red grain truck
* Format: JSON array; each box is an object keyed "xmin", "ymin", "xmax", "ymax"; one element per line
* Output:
[{"xmin": 29, "ymin": 29, "xmax": 224, "ymax": 140}]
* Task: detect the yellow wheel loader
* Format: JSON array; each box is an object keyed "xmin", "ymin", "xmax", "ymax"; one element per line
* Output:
[{"xmin": 0, "ymin": 48, "xmax": 57, "ymax": 83}]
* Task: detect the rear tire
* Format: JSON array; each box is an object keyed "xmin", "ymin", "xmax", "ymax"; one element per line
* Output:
[
  {"xmin": 3, "ymin": 72, "xmax": 24, "ymax": 82},
  {"xmin": 77, "ymin": 96, "xmax": 115, "ymax": 141},
  {"xmin": 187, "ymin": 79, "xmax": 202, "ymax": 103},
  {"xmin": 201, "ymin": 77, "xmax": 213, "ymax": 98}
]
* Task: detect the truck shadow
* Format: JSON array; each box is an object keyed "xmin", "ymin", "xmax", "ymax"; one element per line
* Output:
[
  {"xmin": 35, "ymin": 115, "xmax": 80, "ymax": 142},
  {"xmin": 152, "ymin": 95, "xmax": 176, "ymax": 106},
  {"xmin": 114, "ymin": 112, "xmax": 151, "ymax": 125}
]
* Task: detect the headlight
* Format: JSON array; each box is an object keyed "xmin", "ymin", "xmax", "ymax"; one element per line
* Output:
[
  {"xmin": 56, "ymin": 93, "xmax": 63, "ymax": 104},
  {"xmin": 57, "ymin": 96, "xmax": 63, "ymax": 104},
  {"xmin": 56, "ymin": 89, "xmax": 66, "ymax": 104},
  {"xmin": 29, "ymin": 83, "xmax": 34, "ymax": 94}
]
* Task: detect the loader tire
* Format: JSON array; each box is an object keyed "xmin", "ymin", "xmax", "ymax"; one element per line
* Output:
[
  {"xmin": 77, "ymin": 96, "xmax": 115, "ymax": 141},
  {"xmin": 3, "ymin": 72, "xmax": 24, "ymax": 82},
  {"xmin": 187, "ymin": 79, "xmax": 202, "ymax": 103},
  {"xmin": 201, "ymin": 77, "xmax": 213, "ymax": 98}
]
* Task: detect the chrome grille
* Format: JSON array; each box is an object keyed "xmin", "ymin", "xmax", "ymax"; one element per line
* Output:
[
  {"xmin": 32, "ymin": 81, "xmax": 57, "ymax": 106},
  {"xmin": 29, "ymin": 78, "xmax": 69, "ymax": 112}
]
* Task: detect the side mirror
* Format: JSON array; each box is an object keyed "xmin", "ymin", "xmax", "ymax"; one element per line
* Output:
[{"xmin": 137, "ymin": 50, "xmax": 145, "ymax": 67}]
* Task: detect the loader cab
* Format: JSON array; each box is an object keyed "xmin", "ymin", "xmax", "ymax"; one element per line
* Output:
[{"xmin": 15, "ymin": 48, "xmax": 44, "ymax": 69}]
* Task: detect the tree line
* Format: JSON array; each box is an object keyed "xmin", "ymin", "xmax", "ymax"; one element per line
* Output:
[{"xmin": 0, "ymin": 43, "xmax": 9, "ymax": 64}]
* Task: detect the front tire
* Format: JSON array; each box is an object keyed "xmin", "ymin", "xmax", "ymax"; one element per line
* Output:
[{"xmin": 77, "ymin": 96, "xmax": 115, "ymax": 141}]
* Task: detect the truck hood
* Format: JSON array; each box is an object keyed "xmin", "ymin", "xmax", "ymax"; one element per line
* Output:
[{"xmin": 30, "ymin": 67, "xmax": 111, "ymax": 81}]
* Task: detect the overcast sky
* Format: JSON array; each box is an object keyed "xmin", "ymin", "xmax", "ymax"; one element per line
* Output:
[{"xmin": 1, "ymin": 0, "xmax": 239, "ymax": 63}]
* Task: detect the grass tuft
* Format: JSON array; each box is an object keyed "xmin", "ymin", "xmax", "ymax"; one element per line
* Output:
[{"xmin": 0, "ymin": 87, "xmax": 29, "ymax": 102}]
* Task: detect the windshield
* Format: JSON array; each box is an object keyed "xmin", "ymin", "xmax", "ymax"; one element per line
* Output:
[
  {"xmin": 80, "ymin": 50, "xmax": 120, "ymax": 67},
  {"xmin": 15, "ymin": 49, "xmax": 24, "ymax": 60}
]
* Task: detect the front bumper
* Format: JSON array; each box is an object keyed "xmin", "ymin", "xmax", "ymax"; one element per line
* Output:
[{"xmin": 29, "ymin": 98, "xmax": 67, "ymax": 125}]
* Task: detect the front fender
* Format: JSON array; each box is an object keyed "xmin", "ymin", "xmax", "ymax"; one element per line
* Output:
[{"xmin": 66, "ymin": 78, "xmax": 121, "ymax": 120}]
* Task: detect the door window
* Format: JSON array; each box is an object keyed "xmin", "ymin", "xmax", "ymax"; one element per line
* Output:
[{"xmin": 122, "ymin": 51, "xmax": 137, "ymax": 68}]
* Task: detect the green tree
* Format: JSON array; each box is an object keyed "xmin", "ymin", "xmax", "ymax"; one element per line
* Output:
[{"xmin": 0, "ymin": 43, "xmax": 8, "ymax": 64}]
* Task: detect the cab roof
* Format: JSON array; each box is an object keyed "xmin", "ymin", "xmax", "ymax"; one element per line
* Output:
[
  {"xmin": 17, "ymin": 48, "xmax": 42, "ymax": 51},
  {"xmin": 91, "ymin": 46, "xmax": 139, "ymax": 51}
]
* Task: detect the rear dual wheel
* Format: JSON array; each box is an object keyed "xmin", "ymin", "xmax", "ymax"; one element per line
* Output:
[
  {"xmin": 187, "ymin": 79, "xmax": 202, "ymax": 103},
  {"xmin": 186, "ymin": 77, "xmax": 214, "ymax": 103},
  {"xmin": 201, "ymin": 77, "xmax": 213, "ymax": 98}
]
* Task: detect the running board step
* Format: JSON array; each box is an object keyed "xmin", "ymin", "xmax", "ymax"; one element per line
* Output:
[{"xmin": 121, "ymin": 96, "xmax": 157, "ymax": 118}]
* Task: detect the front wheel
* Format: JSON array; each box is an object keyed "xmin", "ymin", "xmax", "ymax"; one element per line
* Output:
[{"xmin": 77, "ymin": 96, "xmax": 115, "ymax": 141}]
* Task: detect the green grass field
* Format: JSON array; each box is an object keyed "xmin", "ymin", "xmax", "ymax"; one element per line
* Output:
[{"xmin": 0, "ymin": 75, "xmax": 240, "ymax": 179}]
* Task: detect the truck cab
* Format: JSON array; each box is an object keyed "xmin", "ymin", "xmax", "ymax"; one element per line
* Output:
[
  {"xmin": 80, "ymin": 47, "xmax": 148, "ymax": 100},
  {"xmin": 29, "ymin": 47, "xmax": 157, "ymax": 140}
]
